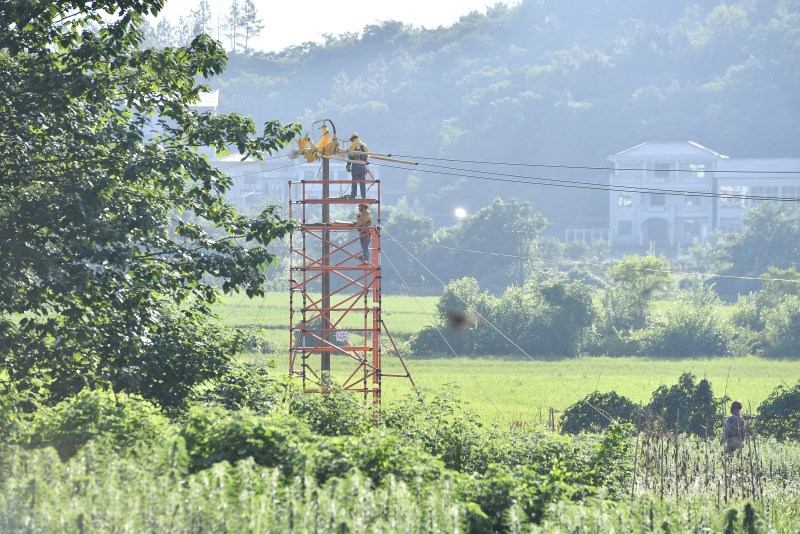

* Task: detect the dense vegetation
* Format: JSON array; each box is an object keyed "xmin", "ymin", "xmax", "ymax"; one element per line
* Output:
[
  {"xmin": 3, "ymin": 382, "xmax": 800, "ymax": 532},
  {"xmin": 403, "ymin": 203, "xmax": 800, "ymax": 359},
  {"xmin": 3, "ymin": 1, "xmax": 800, "ymax": 532},
  {"xmin": 0, "ymin": 0, "xmax": 297, "ymax": 410}
]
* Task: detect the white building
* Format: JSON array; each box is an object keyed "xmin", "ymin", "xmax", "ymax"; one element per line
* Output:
[{"xmin": 608, "ymin": 141, "xmax": 800, "ymax": 247}]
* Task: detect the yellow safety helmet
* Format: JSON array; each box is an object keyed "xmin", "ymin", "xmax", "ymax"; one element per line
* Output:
[{"xmin": 349, "ymin": 132, "xmax": 359, "ymax": 141}]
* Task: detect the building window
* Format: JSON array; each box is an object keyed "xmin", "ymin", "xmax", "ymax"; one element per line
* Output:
[
  {"xmin": 654, "ymin": 163, "xmax": 670, "ymax": 180},
  {"xmin": 684, "ymin": 219, "xmax": 701, "ymax": 237},
  {"xmin": 684, "ymin": 195, "xmax": 702, "ymax": 208},
  {"xmin": 618, "ymin": 220, "xmax": 633, "ymax": 235},
  {"xmin": 618, "ymin": 193, "xmax": 632, "ymax": 207},
  {"xmin": 749, "ymin": 186, "xmax": 778, "ymax": 205},
  {"xmin": 721, "ymin": 186, "xmax": 748, "ymax": 208},
  {"xmin": 782, "ymin": 186, "xmax": 800, "ymax": 199},
  {"xmin": 689, "ymin": 163, "xmax": 707, "ymax": 178},
  {"xmin": 649, "ymin": 193, "xmax": 666, "ymax": 208}
]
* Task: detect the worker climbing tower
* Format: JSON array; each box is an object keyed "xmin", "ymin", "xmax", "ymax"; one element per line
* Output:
[{"xmin": 288, "ymin": 120, "xmax": 414, "ymax": 410}]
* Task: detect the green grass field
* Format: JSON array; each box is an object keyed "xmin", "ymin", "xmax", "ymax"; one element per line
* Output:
[{"xmin": 217, "ymin": 293, "xmax": 799, "ymax": 426}]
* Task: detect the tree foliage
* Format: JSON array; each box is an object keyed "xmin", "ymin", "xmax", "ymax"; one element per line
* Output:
[
  {"xmin": 647, "ymin": 373, "xmax": 717, "ymax": 437},
  {"xmin": 422, "ymin": 198, "xmax": 547, "ymax": 291},
  {"xmin": 182, "ymin": 0, "xmax": 800, "ymax": 238},
  {"xmin": 560, "ymin": 391, "xmax": 641, "ymax": 434},
  {"xmin": 704, "ymin": 204, "xmax": 800, "ymax": 298},
  {"xmin": 0, "ymin": 1, "xmax": 298, "ymax": 409},
  {"xmin": 410, "ymin": 273, "xmax": 595, "ymax": 357},
  {"xmin": 756, "ymin": 383, "xmax": 800, "ymax": 441},
  {"xmin": 635, "ymin": 284, "xmax": 730, "ymax": 358}
]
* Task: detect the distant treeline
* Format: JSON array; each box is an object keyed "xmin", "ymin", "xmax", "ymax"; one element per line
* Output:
[{"xmin": 188, "ymin": 0, "xmax": 798, "ymax": 232}]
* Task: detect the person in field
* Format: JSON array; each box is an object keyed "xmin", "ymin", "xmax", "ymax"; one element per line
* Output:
[{"xmin": 722, "ymin": 400, "xmax": 746, "ymax": 453}]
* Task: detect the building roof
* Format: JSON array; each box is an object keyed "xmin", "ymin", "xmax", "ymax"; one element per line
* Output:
[
  {"xmin": 715, "ymin": 158, "xmax": 800, "ymax": 179},
  {"xmin": 609, "ymin": 141, "xmax": 728, "ymax": 161}
]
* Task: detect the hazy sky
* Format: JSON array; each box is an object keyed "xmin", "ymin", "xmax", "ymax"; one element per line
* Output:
[{"xmin": 158, "ymin": 0, "xmax": 520, "ymax": 52}]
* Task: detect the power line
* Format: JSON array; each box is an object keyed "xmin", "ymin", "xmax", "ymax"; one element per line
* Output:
[
  {"xmin": 384, "ymin": 229, "xmax": 619, "ymax": 429},
  {"xmin": 387, "ymin": 238, "xmax": 800, "ymax": 285},
  {"xmin": 374, "ymin": 161, "xmax": 800, "ymax": 203},
  {"xmin": 381, "ymin": 249, "xmax": 509, "ymax": 425},
  {"xmin": 385, "ymin": 153, "xmax": 800, "ymax": 175}
]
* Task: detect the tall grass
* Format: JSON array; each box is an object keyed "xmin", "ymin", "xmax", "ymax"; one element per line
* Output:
[
  {"xmin": 0, "ymin": 443, "xmax": 463, "ymax": 533},
  {"xmin": 2, "ymin": 438, "xmax": 799, "ymax": 533}
]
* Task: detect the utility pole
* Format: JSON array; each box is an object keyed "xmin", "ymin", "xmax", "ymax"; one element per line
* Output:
[{"xmin": 321, "ymin": 149, "xmax": 331, "ymax": 387}]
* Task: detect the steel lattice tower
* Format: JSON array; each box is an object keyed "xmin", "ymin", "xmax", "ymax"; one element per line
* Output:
[{"xmin": 288, "ymin": 152, "xmax": 414, "ymax": 410}]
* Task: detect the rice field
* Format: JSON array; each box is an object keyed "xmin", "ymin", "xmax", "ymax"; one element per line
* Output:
[{"xmin": 217, "ymin": 293, "xmax": 799, "ymax": 426}]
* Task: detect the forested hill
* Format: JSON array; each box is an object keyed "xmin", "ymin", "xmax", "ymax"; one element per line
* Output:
[{"xmin": 214, "ymin": 0, "xmax": 800, "ymax": 229}]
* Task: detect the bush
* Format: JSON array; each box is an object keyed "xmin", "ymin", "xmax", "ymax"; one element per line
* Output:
[
  {"xmin": 287, "ymin": 388, "xmax": 373, "ymax": 436},
  {"xmin": 756, "ymin": 383, "xmax": 800, "ymax": 440},
  {"xmin": 560, "ymin": 391, "xmax": 641, "ymax": 434},
  {"xmin": 591, "ymin": 288, "xmax": 647, "ymax": 356},
  {"xmin": 762, "ymin": 296, "xmax": 800, "ymax": 358},
  {"xmin": 636, "ymin": 286, "xmax": 731, "ymax": 358},
  {"xmin": 24, "ymin": 388, "xmax": 171, "ymax": 460},
  {"xmin": 647, "ymin": 373, "xmax": 717, "ymax": 437},
  {"xmin": 191, "ymin": 361, "xmax": 279, "ymax": 413},
  {"xmin": 180, "ymin": 406, "xmax": 313, "ymax": 475},
  {"xmin": 240, "ymin": 327, "xmax": 274, "ymax": 353},
  {"xmin": 0, "ymin": 391, "xmax": 26, "ymax": 443},
  {"xmin": 310, "ymin": 432, "xmax": 445, "ymax": 486},
  {"xmin": 410, "ymin": 275, "xmax": 595, "ymax": 357},
  {"xmin": 382, "ymin": 390, "xmax": 490, "ymax": 472}
]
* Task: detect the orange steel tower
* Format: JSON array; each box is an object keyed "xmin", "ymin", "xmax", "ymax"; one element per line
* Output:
[{"xmin": 288, "ymin": 125, "xmax": 414, "ymax": 410}]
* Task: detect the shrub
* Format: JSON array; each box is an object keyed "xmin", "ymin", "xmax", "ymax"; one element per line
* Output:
[
  {"xmin": 647, "ymin": 373, "xmax": 717, "ymax": 437},
  {"xmin": 591, "ymin": 288, "xmax": 647, "ymax": 356},
  {"xmin": 762, "ymin": 296, "xmax": 800, "ymax": 358},
  {"xmin": 560, "ymin": 391, "xmax": 641, "ymax": 434},
  {"xmin": 636, "ymin": 285, "xmax": 730, "ymax": 358},
  {"xmin": 335, "ymin": 432, "xmax": 445, "ymax": 486},
  {"xmin": 25, "ymin": 388, "xmax": 171, "ymax": 460},
  {"xmin": 287, "ymin": 388, "xmax": 372, "ymax": 436},
  {"xmin": 191, "ymin": 361, "xmax": 279, "ymax": 413},
  {"xmin": 240, "ymin": 327, "xmax": 274, "ymax": 353},
  {"xmin": 756, "ymin": 383, "xmax": 800, "ymax": 440},
  {"xmin": 180, "ymin": 406, "xmax": 313, "ymax": 475},
  {"xmin": 0, "ymin": 390, "xmax": 27, "ymax": 443},
  {"xmin": 410, "ymin": 275, "xmax": 595, "ymax": 357}
]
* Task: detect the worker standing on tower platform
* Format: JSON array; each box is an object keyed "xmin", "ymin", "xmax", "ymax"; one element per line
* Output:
[
  {"xmin": 352, "ymin": 202, "xmax": 373, "ymax": 263},
  {"xmin": 346, "ymin": 133, "xmax": 369, "ymax": 199}
]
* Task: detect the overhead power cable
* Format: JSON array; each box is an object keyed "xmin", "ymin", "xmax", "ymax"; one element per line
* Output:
[
  {"xmin": 387, "ymin": 238, "xmax": 800, "ymax": 285},
  {"xmin": 375, "ymin": 161, "xmax": 800, "ymax": 203},
  {"xmin": 385, "ymin": 153, "xmax": 800, "ymax": 175},
  {"xmin": 381, "ymin": 249, "xmax": 508, "ymax": 425},
  {"xmin": 384, "ymin": 229, "xmax": 619, "ymax": 428}
]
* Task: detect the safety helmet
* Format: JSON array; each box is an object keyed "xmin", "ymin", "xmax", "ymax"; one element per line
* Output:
[
  {"xmin": 349, "ymin": 132, "xmax": 359, "ymax": 141},
  {"xmin": 731, "ymin": 400, "xmax": 742, "ymax": 412},
  {"xmin": 358, "ymin": 202, "xmax": 368, "ymax": 208}
]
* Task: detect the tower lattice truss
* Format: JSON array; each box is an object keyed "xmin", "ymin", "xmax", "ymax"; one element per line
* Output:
[{"xmin": 288, "ymin": 176, "xmax": 413, "ymax": 406}]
